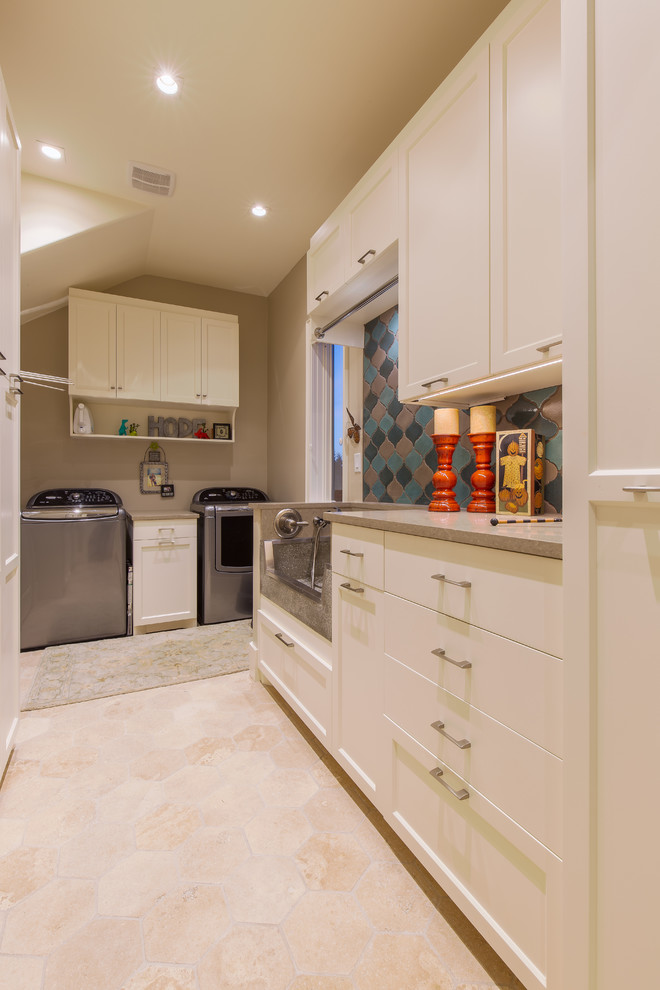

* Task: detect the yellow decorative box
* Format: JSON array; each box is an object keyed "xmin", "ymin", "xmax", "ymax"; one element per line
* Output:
[{"xmin": 495, "ymin": 429, "xmax": 544, "ymax": 515}]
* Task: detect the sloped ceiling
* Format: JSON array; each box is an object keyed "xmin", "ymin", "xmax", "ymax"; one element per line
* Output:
[{"xmin": 0, "ymin": 0, "xmax": 509, "ymax": 307}]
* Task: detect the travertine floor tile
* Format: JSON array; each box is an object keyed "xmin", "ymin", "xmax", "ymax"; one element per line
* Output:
[
  {"xmin": 43, "ymin": 918, "xmax": 142, "ymax": 990},
  {"xmin": 198, "ymin": 924, "xmax": 294, "ymax": 990},
  {"xmin": 1, "ymin": 876, "xmax": 96, "ymax": 954},
  {"xmin": 143, "ymin": 884, "xmax": 230, "ymax": 963},
  {"xmin": 2, "ymin": 659, "xmax": 528, "ymax": 989}
]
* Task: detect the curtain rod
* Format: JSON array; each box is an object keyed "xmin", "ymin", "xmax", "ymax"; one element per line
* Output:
[{"xmin": 313, "ymin": 276, "xmax": 398, "ymax": 340}]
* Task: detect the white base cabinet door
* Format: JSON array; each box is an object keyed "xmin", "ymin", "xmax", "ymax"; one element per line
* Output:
[
  {"xmin": 257, "ymin": 606, "xmax": 332, "ymax": 746},
  {"xmin": 132, "ymin": 519, "xmax": 196, "ymax": 633},
  {"xmin": 332, "ymin": 573, "xmax": 385, "ymax": 804}
]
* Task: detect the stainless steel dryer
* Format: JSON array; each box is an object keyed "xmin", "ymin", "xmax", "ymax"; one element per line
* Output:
[
  {"xmin": 21, "ymin": 488, "xmax": 128, "ymax": 651},
  {"xmin": 190, "ymin": 487, "xmax": 268, "ymax": 624}
]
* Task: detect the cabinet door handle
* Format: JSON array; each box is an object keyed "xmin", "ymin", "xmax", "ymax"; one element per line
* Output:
[
  {"xmin": 315, "ymin": 290, "xmax": 329, "ymax": 302},
  {"xmin": 622, "ymin": 486, "xmax": 660, "ymax": 493},
  {"xmin": 431, "ymin": 719, "xmax": 471, "ymax": 749},
  {"xmin": 536, "ymin": 339, "xmax": 562, "ymax": 354},
  {"xmin": 357, "ymin": 249, "xmax": 376, "ymax": 265},
  {"xmin": 422, "ymin": 377, "xmax": 448, "ymax": 389},
  {"xmin": 339, "ymin": 549, "xmax": 364, "ymax": 558},
  {"xmin": 431, "ymin": 573, "xmax": 471, "ymax": 589},
  {"xmin": 429, "ymin": 766, "xmax": 469, "ymax": 801},
  {"xmin": 157, "ymin": 540, "xmax": 178, "ymax": 548},
  {"xmin": 275, "ymin": 632, "xmax": 295, "ymax": 648},
  {"xmin": 340, "ymin": 582, "xmax": 365, "ymax": 594},
  {"xmin": 0, "ymin": 351, "xmax": 6, "ymax": 360},
  {"xmin": 431, "ymin": 647, "xmax": 472, "ymax": 669}
]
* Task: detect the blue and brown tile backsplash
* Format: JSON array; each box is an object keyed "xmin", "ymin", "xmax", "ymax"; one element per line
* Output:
[{"xmin": 363, "ymin": 307, "xmax": 563, "ymax": 513}]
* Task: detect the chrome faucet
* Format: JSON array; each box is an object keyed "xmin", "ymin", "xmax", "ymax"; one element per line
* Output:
[{"xmin": 310, "ymin": 516, "xmax": 329, "ymax": 591}]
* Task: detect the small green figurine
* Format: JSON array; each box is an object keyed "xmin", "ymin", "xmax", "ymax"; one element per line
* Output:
[
  {"xmin": 129, "ymin": 423, "xmax": 139, "ymax": 436},
  {"xmin": 119, "ymin": 419, "xmax": 128, "ymax": 435}
]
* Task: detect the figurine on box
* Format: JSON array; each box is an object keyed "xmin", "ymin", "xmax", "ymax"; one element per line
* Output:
[{"xmin": 495, "ymin": 429, "xmax": 544, "ymax": 515}]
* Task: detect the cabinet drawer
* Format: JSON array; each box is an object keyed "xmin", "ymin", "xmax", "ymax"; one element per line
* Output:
[
  {"xmin": 384, "ymin": 532, "xmax": 562, "ymax": 656},
  {"xmin": 384, "ymin": 655, "xmax": 562, "ymax": 855},
  {"xmin": 385, "ymin": 593, "xmax": 563, "ymax": 757},
  {"xmin": 131, "ymin": 518, "xmax": 197, "ymax": 542},
  {"xmin": 332, "ymin": 523, "xmax": 384, "ymax": 588},
  {"xmin": 387, "ymin": 721, "xmax": 550, "ymax": 984},
  {"xmin": 258, "ymin": 610, "xmax": 331, "ymax": 744}
]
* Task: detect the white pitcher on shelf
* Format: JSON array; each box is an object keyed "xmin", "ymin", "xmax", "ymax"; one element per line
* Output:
[{"xmin": 73, "ymin": 402, "xmax": 94, "ymax": 434}]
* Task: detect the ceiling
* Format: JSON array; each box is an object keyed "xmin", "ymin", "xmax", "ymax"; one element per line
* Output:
[{"xmin": 0, "ymin": 0, "xmax": 508, "ymax": 308}]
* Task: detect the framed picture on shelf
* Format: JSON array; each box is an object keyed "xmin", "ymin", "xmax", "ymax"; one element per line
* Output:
[
  {"xmin": 213, "ymin": 422, "xmax": 232, "ymax": 440},
  {"xmin": 139, "ymin": 460, "xmax": 168, "ymax": 494}
]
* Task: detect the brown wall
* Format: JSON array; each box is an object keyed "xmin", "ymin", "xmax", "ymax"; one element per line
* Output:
[
  {"xmin": 20, "ymin": 275, "xmax": 268, "ymax": 511},
  {"xmin": 266, "ymin": 257, "xmax": 307, "ymax": 501}
]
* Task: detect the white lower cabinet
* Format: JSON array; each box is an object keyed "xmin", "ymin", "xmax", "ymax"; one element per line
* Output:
[
  {"xmin": 131, "ymin": 518, "xmax": 197, "ymax": 633},
  {"xmin": 329, "ymin": 524, "xmax": 563, "ymax": 990},
  {"xmin": 385, "ymin": 718, "xmax": 559, "ymax": 990},
  {"xmin": 332, "ymin": 573, "xmax": 385, "ymax": 805},
  {"xmin": 257, "ymin": 605, "xmax": 332, "ymax": 745}
]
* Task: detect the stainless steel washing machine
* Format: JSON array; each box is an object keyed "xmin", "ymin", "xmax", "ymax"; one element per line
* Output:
[
  {"xmin": 20, "ymin": 488, "xmax": 128, "ymax": 651},
  {"xmin": 190, "ymin": 487, "xmax": 268, "ymax": 624}
]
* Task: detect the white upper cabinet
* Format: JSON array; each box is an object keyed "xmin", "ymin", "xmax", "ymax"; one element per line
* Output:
[
  {"xmin": 306, "ymin": 152, "xmax": 399, "ymax": 318},
  {"xmin": 307, "ymin": 217, "xmax": 345, "ymax": 312},
  {"xmin": 489, "ymin": 0, "xmax": 562, "ymax": 374},
  {"xmin": 69, "ymin": 289, "xmax": 239, "ymax": 411},
  {"xmin": 69, "ymin": 295, "xmax": 117, "ymax": 397},
  {"xmin": 160, "ymin": 311, "xmax": 202, "ymax": 404},
  {"xmin": 116, "ymin": 304, "xmax": 161, "ymax": 401},
  {"xmin": 398, "ymin": 47, "xmax": 491, "ymax": 401},
  {"xmin": 344, "ymin": 152, "xmax": 398, "ymax": 282},
  {"xmin": 160, "ymin": 312, "xmax": 239, "ymax": 407},
  {"xmin": 203, "ymin": 318, "xmax": 240, "ymax": 407}
]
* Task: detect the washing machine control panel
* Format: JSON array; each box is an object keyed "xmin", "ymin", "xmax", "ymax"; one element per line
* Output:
[{"xmin": 27, "ymin": 489, "xmax": 123, "ymax": 508}]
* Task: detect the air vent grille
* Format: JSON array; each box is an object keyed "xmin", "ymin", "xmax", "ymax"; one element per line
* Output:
[{"xmin": 128, "ymin": 161, "xmax": 176, "ymax": 196}]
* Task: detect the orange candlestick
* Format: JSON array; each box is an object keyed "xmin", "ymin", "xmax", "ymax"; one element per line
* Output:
[
  {"xmin": 467, "ymin": 432, "xmax": 495, "ymax": 512},
  {"xmin": 429, "ymin": 434, "xmax": 460, "ymax": 512}
]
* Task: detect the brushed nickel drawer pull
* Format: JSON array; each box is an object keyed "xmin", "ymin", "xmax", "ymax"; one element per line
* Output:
[
  {"xmin": 431, "ymin": 719, "xmax": 471, "ymax": 749},
  {"xmin": 357, "ymin": 249, "xmax": 376, "ymax": 265},
  {"xmin": 622, "ymin": 486, "xmax": 660, "ymax": 493},
  {"xmin": 275, "ymin": 632, "xmax": 295, "ymax": 648},
  {"xmin": 340, "ymin": 582, "xmax": 365, "ymax": 594},
  {"xmin": 431, "ymin": 573, "xmax": 471, "ymax": 588},
  {"xmin": 315, "ymin": 290, "xmax": 329, "ymax": 302},
  {"xmin": 421, "ymin": 376, "xmax": 449, "ymax": 389},
  {"xmin": 536, "ymin": 340, "xmax": 562, "ymax": 354},
  {"xmin": 431, "ymin": 647, "xmax": 472, "ymax": 669},
  {"xmin": 339, "ymin": 549, "xmax": 364, "ymax": 558},
  {"xmin": 429, "ymin": 766, "xmax": 469, "ymax": 801}
]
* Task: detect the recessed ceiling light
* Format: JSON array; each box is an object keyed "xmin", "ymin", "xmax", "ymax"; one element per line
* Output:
[
  {"xmin": 156, "ymin": 73, "xmax": 180, "ymax": 95},
  {"xmin": 38, "ymin": 142, "xmax": 64, "ymax": 161},
  {"xmin": 251, "ymin": 205, "xmax": 267, "ymax": 217}
]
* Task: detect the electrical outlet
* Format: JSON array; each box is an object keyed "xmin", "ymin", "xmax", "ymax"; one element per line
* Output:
[{"xmin": 354, "ymin": 452, "xmax": 361, "ymax": 473}]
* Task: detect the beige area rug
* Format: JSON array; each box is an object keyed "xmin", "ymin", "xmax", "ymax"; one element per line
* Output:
[{"xmin": 22, "ymin": 620, "xmax": 253, "ymax": 711}]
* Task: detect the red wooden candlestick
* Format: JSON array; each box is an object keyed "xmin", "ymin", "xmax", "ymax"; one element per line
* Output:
[
  {"xmin": 429, "ymin": 434, "xmax": 460, "ymax": 511},
  {"xmin": 467, "ymin": 432, "xmax": 496, "ymax": 512}
]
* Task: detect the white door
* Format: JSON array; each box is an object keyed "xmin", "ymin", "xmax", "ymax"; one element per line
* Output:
[
  {"xmin": 398, "ymin": 46, "xmax": 491, "ymax": 400},
  {"xmin": 489, "ymin": 0, "xmax": 562, "ymax": 373},
  {"xmin": 160, "ymin": 311, "xmax": 201, "ymax": 404},
  {"xmin": 563, "ymin": 1, "xmax": 660, "ymax": 987},
  {"xmin": 68, "ymin": 296, "xmax": 117, "ymax": 397},
  {"xmin": 0, "ymin": 67, "xmax": 21, "ymax": 774},
  {"xmin": 117, "ymin": 303, "xmax": 161, "ymax": 401},
  {"xmin": 203, "ymin": 318, "xmax": 239, "ymax": 407}
]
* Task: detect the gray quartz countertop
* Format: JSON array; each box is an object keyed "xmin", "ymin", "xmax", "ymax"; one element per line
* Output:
[
  {"xmin": 323, "ymin": 507, "xmax": 562, "ymax": 559},
  {"xmin": 127, "ymin": 510, "xmax": 197, "ymax": 522}
]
